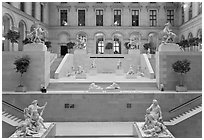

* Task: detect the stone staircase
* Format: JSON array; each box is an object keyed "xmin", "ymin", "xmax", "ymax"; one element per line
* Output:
[
  {"xmin": 50, "ymin": 57, "xmax": 63, "ymax": 79},
  {"xmin": 164, "ymin": 104, "xmax": 202, "ymax": 126},
  {"xmin": 2, "ymin": 111, "xmax": 23, "ymax": 126}
]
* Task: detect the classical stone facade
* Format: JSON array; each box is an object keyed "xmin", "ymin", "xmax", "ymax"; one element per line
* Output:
[{"xmin": 2, "ymin": 2, "xmax": 202, "ymax": 55}]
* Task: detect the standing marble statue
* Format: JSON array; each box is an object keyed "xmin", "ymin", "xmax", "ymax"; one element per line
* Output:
[
  {"xmin": 27, "ymin": 22, "xmax": 47, "ymax": 43},
  {"xmin": 162, "ymin": 22, "xmax": 176, "ymax": 44}
]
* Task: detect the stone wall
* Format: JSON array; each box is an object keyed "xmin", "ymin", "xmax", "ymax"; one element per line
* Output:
[
  {"xmin": 156, "ymin": 51, "xmax": 202, "ymax": 90},
  {"xmin": 2, "ymin": 51, "xmax": 50, "ymax": 91},
  {"xmin": 2, "ymin": 93, "xmax": 201, "ymax": 122}
]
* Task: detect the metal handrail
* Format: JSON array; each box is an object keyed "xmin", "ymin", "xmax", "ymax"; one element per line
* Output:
[
  {"xmin": 169, "ymin": 95, "xmax": 202, "ymax": 113},
  {"xmin": 2, "ymin": 100, "xmax": 24, "ymax": 113}
]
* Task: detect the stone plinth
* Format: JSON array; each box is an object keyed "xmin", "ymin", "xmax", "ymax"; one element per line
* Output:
[
  {"xmin": 126, "ymin": 74, "xmax": 137, "ymax": 79},
  {"xmin": 23, "ymin": 43, "xmax": 47, "ymax": 51},
  {"xmin": 128, "ymin": 49, "xmax": 140, "ymax": 54},
  {"xmin": 133, "ymin": 122, "xmax": 174, "ymax": 138},
  {"xmin": 116, "ymin": 69, "xmax": 124, "ymax": 75},
  {"xmin": 158, "ymin": 43, "xmax": 181, "ymax": 52},
  {"xmin": 89, "ymin": 69, "xmax": 97, "ymax": 76},
  {"xmin": 74, "ymin": 49, "xmax": 87, "ymax": 54},
  {"xmin": 10, "ymin": 123, "xmax": 56, "ymax": 138},
  {"xmin": 75, "ymin": 73, "xmax": 86, "ymax": 79},
  {"xmin": 88, "ymin": 89, "xmax": 103, "ymax": 92}
]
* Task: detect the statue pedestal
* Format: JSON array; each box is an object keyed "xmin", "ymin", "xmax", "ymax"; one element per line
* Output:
[
  {"xmin": 89, "ymin": 69, "xmax": 97, "ymax": 76},
  {"xmin": 133, "ymin": 122, "xmax": 174, "ymax": 138},
  {"xmin": 74, "ymin": 49, "xmax": 87, "ymax": 54},
  {"xmin": 158, "ymin": 43, "xmax": 181, "ymax": 52},
  {"xmin": 116, "ymin": 69, "xmax": 124, "ymax": 76},
  {"xmin": 75, "ymin": 73, "xmax": 86, "ymax": 79},
  {"xmin": 10, "ymin": 123, "xmax": 56, "ymax": 138},
  {"xmin": 126, "ymin": 74, "xmax": 137, "ymax": 79},
  {"xmin": 88, "ymin": 89, "xmax": 103, "ymax": 92},
  {"xmin": 23, "ymin": 43, "xmax": 47, "ymax": 51},
  {"xmin": 128, "ymin": 49, "xmax": 140, "ymax": 54}
]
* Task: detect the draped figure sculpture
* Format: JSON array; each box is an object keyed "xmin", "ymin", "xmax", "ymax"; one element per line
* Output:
[{"xmin": 162, "ymin": 22, "xmax": 176, "ymax": 44}]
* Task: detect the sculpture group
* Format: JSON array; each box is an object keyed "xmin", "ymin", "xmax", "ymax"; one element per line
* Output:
[
  {"xmin": 27, "ymin": 22, "xmax": 47, "ymax": 43},
  {"xmin": 15, "ymin": 100, "xmax": 47, "ymax": 137},
  {"xmin": 141, "ymin": 99, "xmax": 170, "ymax": 137}
]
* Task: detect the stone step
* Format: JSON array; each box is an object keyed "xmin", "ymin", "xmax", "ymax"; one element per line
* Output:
[
  {"xmin": 55, "ymin": 122, "xmax": 134, "ymax": 137},
  {"xmin": 47, "ymin": 81, "xmax": 157, "ymax": 91},
  {"xmin": 2, "ymin": 111, "xmax": 22, "ymax": 126},
  {"xmin": 50, "ymin": 57, "xmax": 63, "ymax": 79}
]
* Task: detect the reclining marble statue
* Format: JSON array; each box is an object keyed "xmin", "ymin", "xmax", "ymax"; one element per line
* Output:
[{"xmin": 14, "ymin": 100, "xmax": 47, "ymax": 137}]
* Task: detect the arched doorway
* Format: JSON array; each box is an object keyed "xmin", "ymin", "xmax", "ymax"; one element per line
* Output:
[
  {"xmin": 95, "ymin": 33, "xmax": 105, "ymax": 54},
  {"xmin": 58, "ymin": 32, "xmax": 70, "ymax": 56},
  {"xmin": 2, "ymin": 14, "xmax": 14, "ymax": 51},
  {"xmin": 18, "ymin": 20, "xmax": 27, "ymax": 51}
]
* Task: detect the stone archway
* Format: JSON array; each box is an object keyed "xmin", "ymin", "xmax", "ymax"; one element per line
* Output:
[
  {"xmin": 197, "ymin": 29, "xmax": 202, "ymax": 39},
  {"xmin": 2, "ymin": 13, "xmax": 14, "ymax": 51},
  {"xmin": 58, "ymin": 32, "xmax": 70, "ymax": 56}
]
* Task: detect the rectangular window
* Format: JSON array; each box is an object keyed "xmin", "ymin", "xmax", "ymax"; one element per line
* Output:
[
  {"xmin": 60, "ymin": 10, "xmax": 68, "ymax": 26},
  {"xmin": 167, "ymin": 10, "xmax": 174, "ymax": 26},
  {"xmin": 96, "ymin": 10, "xmax": 103, "ymax": 26},
  {"xmin": 189, "ymin": 2, "xmax": 192, "ymax": 20},
  {"xmin": 78, "ymin": 10, "xmax": 85, "ymax": 26},
  {"xmin": 132, "ymin": 10, "xmax": 139, "ymax": 26},
  {"xmin": 182, "ymin": 6, "xmax": 184, "ymax": 24},
  {"xmin": 20, "ymin": 2, "xmax": 25, "ymax": 12},
  {"xmin": 149, "ymin": 10, "xmax": 157, "ymax": 26},
  {"xmin": 198, "ymin": 2, "xmax": 202, "ymax": 15},
  {"xmin": 40, "ymin": 4, "xmax": 44, "ymax": 22},
  {"xmin": 114, "ymin": 10, "xmax": 121, "ymax": 26},
  {"xmin": 32, "ymin": 2, "xmax": 36, "ymax": 18}
]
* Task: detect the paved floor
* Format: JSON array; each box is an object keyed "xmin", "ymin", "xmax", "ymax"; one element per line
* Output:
[{"xmin": 55, "ymin": 122, "xmax": 134, "ymax": 137}]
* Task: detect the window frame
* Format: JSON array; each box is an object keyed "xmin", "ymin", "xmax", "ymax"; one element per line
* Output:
[
  {"xmin": 77, "ymin": 9, "xmax": 86, "ymax": 26},
  {"xmin": 149, "ymin": 9, "xmax": 157, "ymax": 27}
]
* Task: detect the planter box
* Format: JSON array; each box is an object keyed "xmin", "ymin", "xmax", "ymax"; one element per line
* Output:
[
  {"xmin": 75, "ymin": 73, "xmax": 86, "ymax": 79},
  {"xmin": 15, "ymin": 85, "xmax": 27, "ymax": 92},
  {"xmin": 74, "ymin": 49, "xmax": 87, "ymax": 54},
  {"xmin": 116, "ymin": 69, "xmax": 124, "ymax": 76},
  {"xmin": 126, "ymin": 74, "xmax": 137, "ymax": 79},
  {"xmin": 89, "ymin": 69, "xmax": 97, "ymax": 76},
  {"xmin": 23, "ymin": 43, "xmax": 47, "ymax": 51},
  {"xmin": 128, "ymin": 49, "xmax": 140, "ymax": 54},
  {"xmin": 176, "ymin": 85, "xmax": 187, "ymax": 92}
]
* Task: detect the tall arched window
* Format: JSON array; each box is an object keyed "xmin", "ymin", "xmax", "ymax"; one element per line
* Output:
[
  {"xmin": 197, "ymin": 29, "xmax": 202, "ymax": 39},
  {"xmin": 113, "ymin": 37, "xmax": 121, "ymax": 54},
  {"xmin": 188, "ymin": 32, "xmax": 193, "ymax": 40},
  {"xmin": 181, "ymin": 35, "xmax": 185, "ymax": 41}
]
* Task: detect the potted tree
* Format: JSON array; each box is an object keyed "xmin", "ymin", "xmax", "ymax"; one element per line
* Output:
[
  {"xmin": 45, "ymin": 41, "xmax": 52, "ymax": 52},
  {"xmin": 14, "ymin": 55, "xmax": 31, "ymax": 92},
  {"xmin": 67, "ymin": 42, "xmax": 76, "ymax": 53},
  {"xmin": 4, "ymin": 29, "xmax": 20, "ymax": 51},
  {"xmin": 105, "ymin": 42, "xmax": 113, "ymax": 54},
  {"xmin": 172, "ymin": 59, "xmax": 191, "ymax": 92}
]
